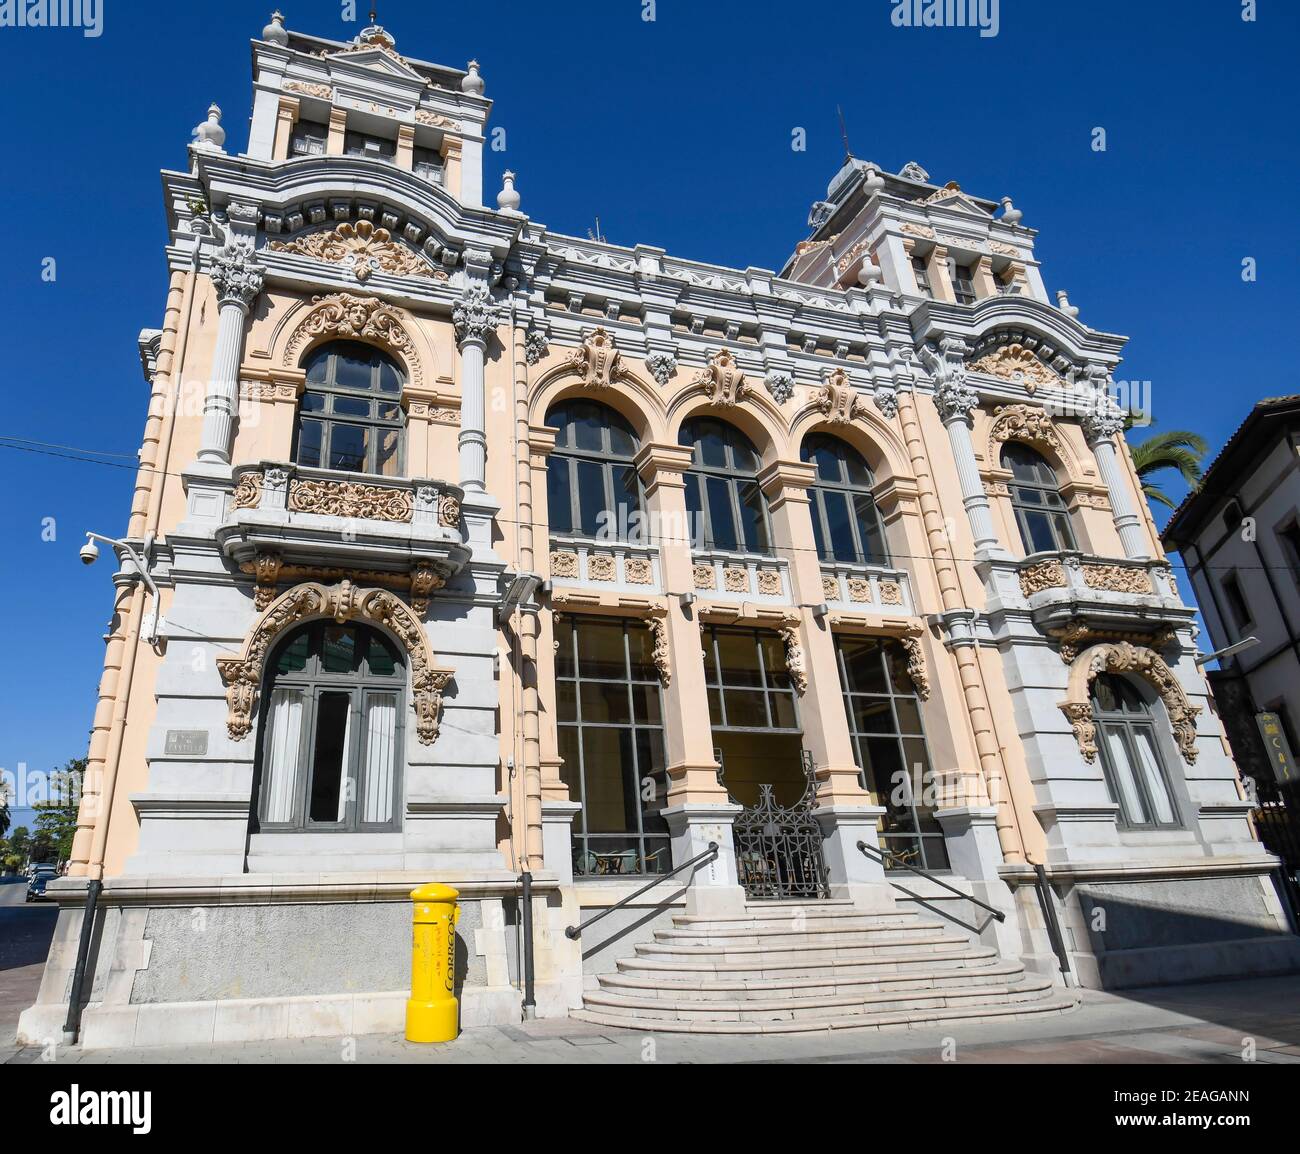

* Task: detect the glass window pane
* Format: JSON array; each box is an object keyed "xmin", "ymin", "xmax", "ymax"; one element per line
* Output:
[
  {"xmin": 707, "ymin": 688, "xmax": 724, "ymax": 726},
  {"xmin": 631, "ymin": 683, "xmax": 662, "ymax": 725},
  {"xmin": 810, "ymin": 494, "xmax": 830, "ymax": 561},
  {"xmin": 892, "ymin": 694, "xmax": 923, "ymax": 735},
  {"xmin": 823, "ymin": 490, "xmax": 856, "ymax": 562},
  {"xmin": 715, "ymin": 631, "xmax": 763, "ymax": 686},
  {"xmin": 574, "ymin": 405, "xmax": 605, "ymax": 452},
  {"xmin": 375, "ymin": 428, "xmax": 400, "ymax": 477},
  {"xmin": 841, "ymin": 639, "xmax": 888, "ymax": 695},
  {"xmin": 300, "ymin": 391, "xmax": 326, "ymax": 413},
  {"xmin": 554, "ymin": 619, "xmax": 575, "ymax": 678},
  {"xmin": 581, "ymin": 681, "xmax": 632, "ymax": 725},
  {"xmin": 275, "ymin": 630, "xmax": 311, "ymax": 675},
  {"xmin": 557, "ymin": 680, "xmax": 578, "ymax": 723},
  {"xmin": 854, "ymin": 496, "xmax": 887, "ymax": 563},
  {"xmin": 809, "ymin": 441, "xmax": 841, "ymax": 482},
  {"xmin": 1102, "ymin": 725, "xmax": 1148, "ymax": 825},
  {"xmin": 377, "ymin": 360, "xmax": 402, "ymax": 394},
  {"xmin": 305, "ymin": 355, "xmax": 330, "ymax": 384},
  {"xmin": 333, "ymin": 395, "xmax": 370, "ymax": 417},
  {"xmin": 697, "ymin": 424, "xmax": 728, "ymax": 468},
  {"xmin": 321, "ymin": 626, "xmax": 358, "ymax": 673},
  {"xmin": 1025, "ymin": 510, "xmax": 1058, "ymax": 554},
  {"xmin": 332, "ymin": 353, "xmax": 374, "ymax": 391},
  {"xmin": 308, "ymin": 690, "xmax": 352, "ymax": 824},
  {"xmin": 582, "ymin": 728, "xmax": 637, "ymax": 833},
  {"xmin": 705, "ymin": 476, "xmax": 739, "ymax": 551},
  {"xmin": 770, "ymin": 692, "xmax": 799, "ymax": 730},
  {"xmin": 360, "ymin": 691, "xmax": 397, "ymax": 825},
  {"xmin": 683, "ymin": 473, "xmax": 703, "ymax": 548},
  {"xmin": 616, "ymin": 466, "xmax": 641, "ymax": 530},
  {"xmin": 328, "ymin": 423, "xmax": 368, "ymax": 472},
  {"xmin": 608, "ymin": 421, "xmax": 636, "ymax": 457},
  {"xmin": 297, "ymin": 419, "xmax": 323, "ymax": 468},
  {"xmin": 739, "ymin": 482, "xmax": 769, "ymax": 553},
  {"xmin": 724, "ymin": 689, "xmax": 769, "ymax": 728},
  {"xmin": 262, "ymin": 687, "xmax": 308, "ymax": 824},
  {"xmin": 576, "ymin": 459, "xmax": 607, "ymax": 538},
  {"xmin": 1131, "ymin": 728, "xmax": 1176, "ymax": 825},
  {"xmin": 558, "ymin": 727, "xmax": 583, "ymax": 833},
  {"xmin": 579, "ymin": 621, "xmax": 627, "ymax": 680},
  {"xmin": 626, "ymin": 624, "xmax": 656, "ymax": 682},
  {"xmin": 547, "ymin": 458, "xmax": 574, "ymax": 535},
  {"xmin": 853, "ymin": 697, "xmax": 898, "ymax": 735},
  {"xmin": 364, "ymin": 632, "xmax": 398, "ymax": 677}
]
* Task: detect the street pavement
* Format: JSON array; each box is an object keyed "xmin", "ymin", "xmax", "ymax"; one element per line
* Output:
[
  {"xmin": 1, "ymin": 967, "xmax": 1297, "ymax": 1064},
  {"xmin": 0, "ymin": 877, "xmax": 56, "ymax": 1048}
]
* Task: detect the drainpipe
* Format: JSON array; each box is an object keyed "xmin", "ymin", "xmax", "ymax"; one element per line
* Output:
[
  {"xmin": 64, "ymin": 233, "xmax": 202, "ymax": 1041},
  {"xmin": 511, "ymin": 302, "xmax": 543, "ymax": 1017}
]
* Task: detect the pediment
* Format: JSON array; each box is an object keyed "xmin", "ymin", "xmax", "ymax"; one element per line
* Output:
[
  {"xmin": 922, "ymin": 184, "xmax": 990, "ymax": 218},
  {"xmin": 321, "ymin": 44, "xmax": 426, "ymax": 83}
]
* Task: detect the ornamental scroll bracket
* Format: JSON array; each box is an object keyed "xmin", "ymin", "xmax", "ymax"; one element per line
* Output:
[
  {"xmin": 561, "ymin": 327, "xmax": 632, "ymax": 389},
  {"xmin": 778, "ymin": 615, "xmax": 809, "ymax": 696},
  {"xmin": 1057, "ymin": 641, "xmax": 1201, "ymax": 766},
  {"xmin": 690, "ymin": 348, "xmax": 749, "ymax": 407},
  {"xmin": 988, "ymin": 404, "xmax": 1062, "ymax": 460},
  {"xmin": 216, "ymin": 581, "xmax": 454, "ymax": 746}
]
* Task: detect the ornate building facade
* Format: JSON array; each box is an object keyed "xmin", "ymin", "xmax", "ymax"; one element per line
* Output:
[{"xmin": 21, "ymin": 14, "xmax": 1299, "ymax": 1047}]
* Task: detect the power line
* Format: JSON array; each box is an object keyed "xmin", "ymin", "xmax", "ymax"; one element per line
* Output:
[{"xmin": 0, "ymin": 436, "xmax": 1288, "ymax": 576}]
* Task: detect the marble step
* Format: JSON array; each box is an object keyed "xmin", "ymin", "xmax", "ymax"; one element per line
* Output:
[
  {"xmin": 616, "ymin": 944, "xmax": 1001, "ymax": 981},
  {"xmin": 633, "ymin": 932, "xmax": 973, "ymax": 965},
  {"xmin": 573, "ymin": 991, "xmax": 1079, "ymax": 1036},
  {"xmin": 599, "ymin": 958, "xmax": 1028, "ymax": 1001}
]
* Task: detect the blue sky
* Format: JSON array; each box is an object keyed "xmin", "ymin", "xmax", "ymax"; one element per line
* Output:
[{"xmin": 0, "ymin": 0, "xmax": 1296, "ymax": 809}]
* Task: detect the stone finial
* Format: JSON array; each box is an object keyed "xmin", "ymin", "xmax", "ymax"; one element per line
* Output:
[
  {"xmin": 194, "ymin": 104, "xmax": 226, "ymax": 152},
  {"xmin": 462, "ymin": 60, "xmax": 485, "ymax": 96},
  {"xmin": 1000, "ymin": 196, "xmax": 1023, "ymax": 226},
  {"xmin": 857, "ymin": 258, "xmax": 883, "ymax": 287},
  {"xmin": 497, "ymin": 170, "xmax": 522, "ymax": 215},
  {"xmin": 863, "ymin": 166, "xmax": 885, "ymax": 195},
  {"xmin": 262, "ymin": 10, "xmax": 289, "ymax": 46},
  {"xmin": 1056, "ymin": 289, "xmax": 1080, "ymax": 319}
]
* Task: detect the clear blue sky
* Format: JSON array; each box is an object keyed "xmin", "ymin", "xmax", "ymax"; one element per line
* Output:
[{"xmin": 0, "ymin": 0, "xmax": 1296, "ymax": 807}]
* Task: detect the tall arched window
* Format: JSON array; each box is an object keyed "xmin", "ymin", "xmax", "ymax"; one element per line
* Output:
[
  {"xmin": 1001, "ymin": 442, "xmax": 1075, "ymax": 554},
  {"xmin": 1090, "ymin": 674, "xmax": 1180, "ymax": 829},
  {"xmin": 679, "ymin": 417, "xmax": 771, "ymax": 554},
  {"xmin": 255, "ymin": 621, "xmax": 405, "ymax": 833},
  {"xmin": 802, "ymin": 434, "xmax": 889, "ymax": 565},
  {"xmin": 546, "ymin": 400, "xmax": 643, "ymax": 539},
  {"xmin": 294, "ymin": 341, "xmax": 405, "ymax": 476}
]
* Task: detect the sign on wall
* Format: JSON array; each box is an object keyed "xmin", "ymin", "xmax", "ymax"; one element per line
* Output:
[{"xmin": 1255, "ymin": 712, "xmax": 1298, "ymax": 787}]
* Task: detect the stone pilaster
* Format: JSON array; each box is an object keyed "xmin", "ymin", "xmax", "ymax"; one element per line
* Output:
[
  {"xmin": 197, "ymin": 239, "xmax": 264, "ymax": 466},
  {"xmin": 453, "ymin": 276, "xmax": 502, "ymax": 495},
  {"xmin": 1083, "ymin": 396, "xmax": 1150, "ymax": 561}
]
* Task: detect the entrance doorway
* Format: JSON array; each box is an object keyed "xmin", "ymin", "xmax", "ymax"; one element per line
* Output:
[{"xmin": 704, "ymin": 625, "xmax": 828, "ymax": 900}]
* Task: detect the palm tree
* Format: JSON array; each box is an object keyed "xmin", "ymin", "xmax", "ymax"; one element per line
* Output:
[{"xmin": 1125, "ymin": 421, "xmax": 1208, "ymax": 510}]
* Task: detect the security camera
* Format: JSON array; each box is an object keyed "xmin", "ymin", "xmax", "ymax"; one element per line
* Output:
[{"xmin": 79, "ymin": 539, "xmax": 100, "ymax": 566}]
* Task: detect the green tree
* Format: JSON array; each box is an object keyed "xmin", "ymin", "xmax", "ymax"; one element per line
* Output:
[
  {"xmin": 33, "ymin": 758, "xmax": 85, "ymax": 865},
  {"xmin": 7, "ymin": 825, "xmax": 31, "ymax": 862},
  {"xmin": 1126, "ymin": 420, "xmax": 1209, "ymax": 511}
]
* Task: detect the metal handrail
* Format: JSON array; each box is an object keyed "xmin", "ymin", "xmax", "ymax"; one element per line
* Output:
[
  {"xmin": 1033, "ymin": 863, "xmax": 1073, "ymax": 977},
  {"xmin": 857, "ymin": 840, "xmax": 1006, "ymax": 932},
  {"xmin": 564, "ymin": 842, "xmax": 719, "ymax": 940}
]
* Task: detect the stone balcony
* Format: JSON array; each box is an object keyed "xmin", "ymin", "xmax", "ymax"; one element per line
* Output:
[
  {"xmin": 690, "ymin": 548, "xmax": 792, "ymax": 604},
  {"xmin": 216, "ymin": 462, "xmax": 470, "ymax": 604},
  {"xmin": 819, "ymin": 561, "xmax": 915, "ymax": 618},
  {"xmin": 986, "ymin": 550, "xmax": 1194, "ymax": 640},
  {"xmin": 547, "ymin": 534, "xmax": 664, "ymax": 595}
]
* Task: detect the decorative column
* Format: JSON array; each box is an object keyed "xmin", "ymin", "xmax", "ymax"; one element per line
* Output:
[
  {"xmin": 1083, "ymin": 397, "xmax": 1150, "ymax": 561},
  {"xmin": 198, "ymin": 239, "xmax": 264, "ymax": 465},
  {"xmin": 920, "ymin": 341, "xmax": 1007, "ymax": 559},
  {"xmin": 452, "ymin": 280, "xmax": 501, "ymax": 494},
  {"xmin": 636, "ymin": 442, "xmax": 745, "ymax": 915}
]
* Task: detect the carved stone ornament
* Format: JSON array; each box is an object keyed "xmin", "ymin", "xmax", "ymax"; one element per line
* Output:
[
  {"xmin": 989, "ymin": 404, "xmax": 1062, "ymax": 457},
  {"xmin": 283, "ymin": 80, "xmax": 333, "ymax": 100},
  {"xmin": 873, "ymin": 385, "xmax": 899, "ymax": 419},
  {"xmin": 646, "ymin": 350, "xmax": 678, "ymax": 387},
  {"xmin": 251, "ymin": 552, "xmax": 283, "ymax": 611},
  {"xmin": 1051, "ymin": 621, "xmax": 1177, "ymax": 666},
  {"xmin": 210, "ymin": 239, "xmax": 266, "ymax": 308},
  {"xmin": 1058, "ymin": 642, "xmax": 1201, "ymax": 765},
  {"xmin": 217, "ymin": 582, "xmax": 454, "ymax": 745},
  {"xmin": 693, "ymin": 564, "xmax": 716, "ymax": 591},
  {"xmin": 900, "ymin": 636, "xmax": 931, "ymax": 701},
  {"xmin": 778, "ymin": 618, "xmax": 809, "ymax": 696},
  {"xmin": 879, "ymin": 581, "xmax": 903, "ymax": 606},
  {"xmin": 692, "ymin": 348, "xmax": 749, "ymax": 407},
  {"xmin": 587, "ymin": 555, "xmax": 616, "ymax": 582},
  {"xmin": 757, "ymin": 570, "xmax": 782, "ymax": 597},
  {"xmin": 562, "ymin": 327, "xmax": 626, "ymax": 389},
  {"xmin": 920, "ymin": 341, "xmax": 979, "ymax": 424},
  {"xmin": 1082, "ymin": 564, "xmax": 1154, "ymax": 595},
  {"xmin": 409, "ymin": 561, "xmax": 448, "ymax": 616},
  {"xmin": 550, "ymin": 551, "xmax": 579, "ymax": 579},
  {"xmin": 969, "ymin": 343, "xmax": 1060, "ymax": 394},
  {"xmin": 524, "ymin": 328, "xmax": 549, "ymax": 366},
  {"xmin": 287, "ymin": 477, "xmax": 415, "ymax": 522},
  {"xmin": 822, "ymin": 576, "xmax": 839, "ymax": 601},
  {"xmin": 814, "ymin": 367, "xmax": 868, "ymax": 424},
  {"xmin": 1019, "ymin": 559, "xmax": 1067, "ymax": 597},
  {"xmin": 765, "ymin": 370, "xmax": 795, "ymax": 405},
  {"xmin": 437, "ymin": 493, "xmax": 461, "ymax": 528},
  {"xmin": 723, "ymin": 567, "xmax": 749, "ymax": 592},
  {"xmin": 452, "ymin": 283, "xmax": 504, "ymax": 347},
  {"xmin": 625, "ymin": 557, "xmax": 653, "ymax": 585},
  {"xmin": 232, "ymin": 471, "xmax": 264, "ymax": 510},
  {"xmin": 286, "ymin": 294, "xmax": 421, "ymax": 383},
  {"xmin": 1081, "ymin": 394, "xmax": 1127, "ymax": 442},
  {"xmin": 646, "ymin": 612, "xmax": 671, "ymax": 688},
  {"xmin": 268, "ymin": 220, "xmax": 443, "ymax": 283}
]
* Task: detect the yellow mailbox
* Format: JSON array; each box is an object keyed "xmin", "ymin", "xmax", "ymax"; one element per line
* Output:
[{"xmin": 406, "ymin": 882, "xmax": 460, "ymax": 1043}]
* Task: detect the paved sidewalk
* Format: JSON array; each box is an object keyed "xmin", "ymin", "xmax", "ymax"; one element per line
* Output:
[{"xmin": 3, "ymin": 976, "xmax": 1298, "ymax": 1064}]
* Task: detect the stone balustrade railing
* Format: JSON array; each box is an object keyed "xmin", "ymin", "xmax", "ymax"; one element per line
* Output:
[
  {"xmin": 547, "ymin": 534, "xmax": 663, "ymax": 593},
  {"xmin": 819, "ymin": 562, "xmax": 915, "ymax": 616},
  {"xmin": 690, "ymin": 549, "xmax": 791, "ymax": 602}
]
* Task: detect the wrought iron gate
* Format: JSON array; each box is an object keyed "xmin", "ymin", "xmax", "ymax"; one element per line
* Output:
[
  {"xmin": 1252, "ymin": 777, "xmax": 1300, "ymax": 929},
  {"xmin": 722, "ymin": 750, "xmax": 829, "ymax": 901}
]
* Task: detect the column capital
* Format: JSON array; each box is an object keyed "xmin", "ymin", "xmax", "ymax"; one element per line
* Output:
[
  {"xmin": 209, "ymin": 238, "xmax": 265, "ymax": 309},
  {"xmin": 919, "ymin": 339, "xmax": 979, "ymax": 424},
  {"xmin": 452, "ymin": 281, "xmax": 503, "ymax": 347},
  {"xmin": 1080, "ymin": 396, "xmax": 1127, "ymax": 443}
]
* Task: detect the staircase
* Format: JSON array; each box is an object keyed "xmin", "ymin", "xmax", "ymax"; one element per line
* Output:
[{"xmin": 574, "ymin": 900, "xmax": 1077, "ymax": 1035}]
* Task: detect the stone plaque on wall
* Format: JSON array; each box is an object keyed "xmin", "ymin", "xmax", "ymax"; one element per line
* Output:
[{"xmin": 165, "ymin": 730, "xmax": 209, "ymax": 757}]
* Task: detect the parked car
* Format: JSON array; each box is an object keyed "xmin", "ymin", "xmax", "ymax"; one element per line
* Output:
[{"xmin": 25, "ymin": 874, "xmax": 51, "ymax": 902}]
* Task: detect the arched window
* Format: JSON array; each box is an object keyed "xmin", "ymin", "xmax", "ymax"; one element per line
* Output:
[
  {"xmin": 679, "ymin": 417, "xmax": 771, "ymax": 554},
  {"xmin": 802, "ymin": 434, "xmax": 889, "ymax": 565},
  {"xmin": 294, "ymin": 341, "xmax": 405, "ymax": 476},
  {"xmin": 1001, "ymin": 442, "xmax": 1076, "ymax": 554},
  {"xmin": 1090, "ymin": 673, "xmax": 1179, "ymax": 829},
  {"xmin": 546, "ymin": 400, "xmax": 643, "ymax": 539},
  {"xmin": 255, "ymin": 621, "xmax": 405, "ymax": 833}
]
